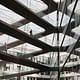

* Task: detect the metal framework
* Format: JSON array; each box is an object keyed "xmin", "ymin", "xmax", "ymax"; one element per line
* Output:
[
  {"xmin": 0, "ymin": 64, "xmax": 80, "ymax": 79},
  {"xmin": 0, "ymin": 51, "xmax": 51, "ymax": 71},
  {"xmin": 0, "ymin": 0, "xmax": 80, "ymax": 80},
  {"xmin": 0, "ymin": 0, "xmax": 59, "ymax": 32}
]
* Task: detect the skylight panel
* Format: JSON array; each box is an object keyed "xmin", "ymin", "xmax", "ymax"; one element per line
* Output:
[
  {"xmin": 0, "ymin": 5, "xmax": 24, "ymax": 24},
  {"xmin": 39, "ymin": 33, "xmax": 76, "ymax": 47},
  {"xmin": 18, "ymin": 10, "xmax": 74, "ymax": 36},
  {"xmin": 72, "ymin": 25, "xmax": 80, "ymax": 35},
  {"xmin": 0, "ymin": 0, "xmax": 48, "ymax": 24},
  {"xmin": 0, "ymin": 34, "xmax": 42, "ymax": 54},
  {"xmin": 18, "ymin": 0, "xmax": 48, "ymax": 13},
  {"xmin": 18, "ymin": 22, "xmax": 45, "ymax": 35},
  {"xmin": 8, "ymin": 43, "xmax": 41, "ymax": 54},
  {"xmin": 68, "ymin": 0, "xmax": 80, "ymax": 15},
  {"xmin": 43, "ymin": 11, "xmax": 74, "ymax": 27}
]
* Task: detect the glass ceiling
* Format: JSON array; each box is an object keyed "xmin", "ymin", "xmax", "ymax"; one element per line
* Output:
[
  {"xmin": 0, "ymin": 5, "xmax": 77, "ymax": 54},
  {"xmin": 0, "ymin": 5, "xmax": 24, "ymax": 24},
  {"xmin": 18, "ymin": 0, "xmax": 48, "ymax": 13},
  {"xmin": 68, "ymin": 0, "xmax": 80, "ymax": 15},
  {"xmin": 0, "ymin": 0, "xmax": 80, "ymax": 79},
  {"xmin": 0, "ymin": 9, "xmax": 76, "ymax": 48},
  {"xmin": 0, "ymin": 0, "xmax": 48, "ymax": 24}
]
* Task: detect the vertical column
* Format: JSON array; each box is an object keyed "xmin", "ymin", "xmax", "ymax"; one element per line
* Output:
[{"xmin": 57, "ymin": 2, "xmax": 60, "ymax": 80}]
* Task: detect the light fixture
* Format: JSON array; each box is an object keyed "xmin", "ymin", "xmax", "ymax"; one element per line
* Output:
[{"xmin": 53, "ymin": 0, "xmax": 64, "ymax": 3}]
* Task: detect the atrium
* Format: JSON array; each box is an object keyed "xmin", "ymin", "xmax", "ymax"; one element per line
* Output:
[{"xmin": 0, "ymin": 0, "xmax": 80, "ymax": 80}]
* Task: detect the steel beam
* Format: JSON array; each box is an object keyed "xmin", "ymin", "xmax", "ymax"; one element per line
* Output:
[
  {"xmin": 0, "ymin": 40, "xmax": 68, "ymax": 53},
  {"xmin": 0, "ymin": 70, "xmax": 41, "ymax": 79},
  {"xmin": 21, "ymin": 46, "xmax": 68, "ymax": 58},
  {"xmin": 0, "ymin": 11, "xmax": 46, "ymax": 36},
  {"xmin": 0, "ymin": 50, "xmax": 76, "ymax": 73},
  {"xmin": 0, "ymin": 20, "xmax": 68, "ymax": 53},
  {"xmin": 0, "ymin": 32, "xmax": 48, "ymax": 51},
  {"xmin": 60, "ymin": 0, "xmax": 79, "ymax": 72},
  {"xmin": 0, "ymin": 65, "xmax": 79, "ymax": 79},
  {"xmin": 0, "ymin": 19, "xmax": 29, "ymax": 35},
  {"xmin": 0, "ymin": 4, "xmax": 56, "ymax": 36},
  {"xmin": 0, "ymin": 0, "xmax": 58, "ymax": 33},
  {"xmin": 0, "ymin": 51, "xmax": 51, "ymax": 71},
  {"xmin": 0, "ymin": 40, "xmax": 24, "ymax": 51},
  {"xmin": 60, "ymin": 0, "xmax": 78, "ymax": 48},
  {"xmin": 0, "ymin": 20, "xmax": 54, "ymax": 50},
  {"xmin": 61, "ymin": 34, "xmax": 80, "ymax": 72},
  {"xmin": 41, "ymin": 0, "xmax": 57, "ymax": 13},
  {"xmin": 0, "ymin": 46, "xmax": 68, "ymax": 66}
]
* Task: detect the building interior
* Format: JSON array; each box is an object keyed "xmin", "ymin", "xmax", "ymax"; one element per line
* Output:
[{"xmin": 0, "ymin": 0, "xmax": 80, "ymax": 80}]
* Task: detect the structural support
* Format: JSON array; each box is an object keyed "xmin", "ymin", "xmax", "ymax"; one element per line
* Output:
[
  {"xmin": 0, "ymin": 0, "xmax": 58, "ymax": 33},
  {"xmin": 21, "ymin": 46, "xmax": 68, "ymax": 58},
  {"xmin": 57, "ymin": 3, "xmax": 60, "ymax": 80},
  {"xmin": 41, "ymin": 0, "xmax": 56, "ymax": 6},
  {"xmin": 60, "ymin": 0, "xmax": 78, "ymax": 47},
  {"xmin": 0, "ymin": 46, "xmax": 68, "ymax": 66},
  {"xmin": 0, "ymin": 70, "xmax": 41, "ymax": 79},
  {"xmin": 0, "ymin": 20, "xmax": 54, "ymax": 50},
  {"xmin": 0, "ymin": 40, "xmax": 68, "ymax": 52},
  {"xmin": 0, "ymin": 65, "xmax": 80, "ymax": 79},
  {"xmin": 0, "ymin": 50, "xmax": 77, "ymax": 74},
  {"xmin": 60, "ymin": 0, "xmax": 79, "ymax": 72},
  {"xmin": 0, "ymin": 51, "xmax": 51, "ymax": 71},
  {"xmin": 42, "ymin": 0, "xmax": 57, "ymax": 13},
  {"xmin": 0, "ymin": 11, "xmax": 47, "ymax": 36},
  {"xmin": 61, "ymin": 34, "xmax": 80, "ymax": 72}
]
